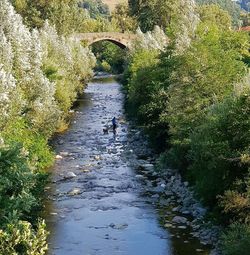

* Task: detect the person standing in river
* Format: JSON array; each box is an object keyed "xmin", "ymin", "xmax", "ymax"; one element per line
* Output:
[{"xmin": 112, "ymin": 117, "xmax": 118, "ymax": 135}]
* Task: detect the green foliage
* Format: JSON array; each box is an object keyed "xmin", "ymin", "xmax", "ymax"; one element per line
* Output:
[
  {"xmin": 123, "ymin": 5, "xmax": 250, "ymax": 243},
  {"xmin": 221, "ymin": 223, "xmax": 250, "ymax": 255},
  {"xmin": 166, "ymin": 22, "xmax": 247, "ymax": 168},
  {"xmin": 2, "ymin": 118, "xmax": 54, "ymax": 170},
  {"xmin": 196, "ymin": 0, "xmax": 241, "ymax": 26},
  {"xmin": 240, "ymin": 12, "xmax": 250, "ymax": 27},
  {"xmin": 198, "ymin": 4, "xmax": 232, "ymax": 29},
  {"xmin": 12, "ymin": 0, "xmax": 95, "ymax": 34},
  {"xmin": 101, "ymin": 60, "xmax": 111, "ymax": 72},
  {"xmin": 46, "ymin": 1, "xmax": 88, "ymax": 35},
  {"xmin": 40, "ymin": 22, "xmax": 95, "ymax": 120},
  {"xmin": 125, "ymin": 49, "xmax": 159, "ymax": 116},
  {"xmin": 79, "ymin": 0, "xmax": 110, "ymax": 19},
  {"xmin": 0, "ymin": 219, "xmax": 48, "ymax": 255},
  {"xmin": 219, "ymin": 180, "xmax": 250, "ymax": 223},
  {"xmin": 128, "ymin": 0, "xmax": 180, "ymax": 33},
  {"xmin": 111, "ymin": 3, "xmax": 138, "ymax": 32},
  {"xmin": 11, "ymin": 0, "xmax": 124, "ymax": 34},
  {"xmin": 43, "ymin": 65, "xmax": 58, "ymax": 82},
  {"xmin": 0, "ymin": 144, "xmax": 44, "ymax": 223},
  {"xmin": 188, "ymin": 94, "xmax": 250, "ymax": 206},
  {"xmin": 92, "ymin": 41, "xmax": 127, "ymax": 74},
  {"xmin": 1, "ymin": 1, "xmax": 95, "ymax": 253},
  {"xmin": 124, "ymin": 47, "xmax": 174, "ymax": 150}
]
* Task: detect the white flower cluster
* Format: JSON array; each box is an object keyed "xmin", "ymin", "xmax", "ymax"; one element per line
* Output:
[
  {"xmin": 0, "ymin": 0, "xmax": 57, "ymax": 133},
  {"xmin": 132, "ymin": 0, "xmax": 199, "ymax": 53},
  {"xmin": 40, "ymin": 21, "xmax": 95, "ymax": 83},
  {"xmin": 0, "ymin": 0, "xmax": 95, "ymax": 136},
  {"xmin": 0, "ymin": 65, "xmax": 17, "ymax": 122},
  {"xmin": 134, "ymin": 26, "xmax": 169, "ymax": 51}
]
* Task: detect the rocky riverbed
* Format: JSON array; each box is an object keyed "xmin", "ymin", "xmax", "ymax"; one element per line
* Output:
[
  {"xmin": 125, "ymin": 128, "xmax": 221, "ymax": 254},
  {"xmin": 45, "ymin": 76, "xmax": 216, "ymax": 255}
]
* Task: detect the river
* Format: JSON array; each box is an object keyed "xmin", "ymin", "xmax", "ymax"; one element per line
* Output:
[{"xmin": 45, "ymin": 77, "xmax": 210, "ymax": 255}]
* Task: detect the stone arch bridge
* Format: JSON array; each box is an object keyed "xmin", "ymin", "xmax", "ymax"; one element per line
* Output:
[{"xmin": 73, "ymin": 32, "xmax": 138, "ymax": 49}]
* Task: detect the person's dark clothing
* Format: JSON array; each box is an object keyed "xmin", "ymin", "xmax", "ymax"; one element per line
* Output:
[{"xmin": 112, "ymin": 117, "xmax": 117, "ymax": 131}]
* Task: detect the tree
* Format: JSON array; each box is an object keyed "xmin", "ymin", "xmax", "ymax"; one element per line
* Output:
[
  {"xmin": 79, "ymin": 0, "xmax": 110, "ymax": 19},
  {"xmin": 128, "ymin": 0, "xmax": 199, "ymax": 52},
  {"xmin": 112, "ymin": 3, "xmax": 138, "ymax": 32},
  {"xmin": 196, "ymin": 0, "xmax": 241, "ymax": 26},
  {"xmin": 11, "ymin": 0, "xmax": 90, "ymax": 34},
  {"xmin": 198, "ymin": 4, "xmax": 232, "ymax": 30},
  {"xmin": 128, "ymin": 0, "xmax": 143, "ymax": 16}
]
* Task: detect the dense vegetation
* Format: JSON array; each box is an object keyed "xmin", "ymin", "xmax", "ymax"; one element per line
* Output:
[
  {"xmin": 79, "ymin": 0, "xmax": 110, "ymax": 19},
  {"xmin": 11, "ymin": 0, "xmax": 121, "ymax": 33},
  {"xmin": 0, "ymin": 0, "xmax": 249, "ymax": 254},
  {"xmin": 92, "ymin": 41, "xmax": 127, "ymax": 74},
  {"xmin": 124, "ymin": 1, "xmax": 250, "ymax": 254},
  {"xmin": 196, "ymin": 0, "xmax": 241, "ymax": 26},
  {"xmin": 0, "ymin": 0, "xmax": 95, "ymax": 253}
]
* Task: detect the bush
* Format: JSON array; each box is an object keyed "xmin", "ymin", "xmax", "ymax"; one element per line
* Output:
[
  {"xmin": 221, "ymin": 223, "xmax": 250, "ymax": 255},
  {"xmin": 166, "ymin": 22, "xmax": 247, "ymax": 169},
  {"xmin": 91, "ymin": 41, "xmax": 126, "ymax": 74},
  {"xmin": 189, "ymin": 94, "xmax": 250, "ymax": 207},
  {"xmin": 100, "ymin": 60, "xmax": 111, "ymax": 72},
  {"xmin": 0, "ymin": 219, "xmax": 48, "ymax": 255},
  {"xmin": 0, "ymin": 144, "xmax": 44, "ymax": 223},
  {"xmin": 2, "ymin": 119, "xmax": 54, "ymax": 171}
]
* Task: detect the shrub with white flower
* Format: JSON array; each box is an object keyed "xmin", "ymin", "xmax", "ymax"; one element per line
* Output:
[
  {"xmin": 0, "ymin": 65, "xmax": 20, "ymax": 129},
  {"xmin": 133, "ymin": 26, "xmax": 169, "ymax": 51},
  {"xmin": 40, "ymin": 21, "xmax": 95, "ymax": 117}
]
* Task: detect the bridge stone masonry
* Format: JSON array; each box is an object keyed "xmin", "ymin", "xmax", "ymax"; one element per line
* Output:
[{"xmin": 73, "ymin": 32, "xmax": 138, "ymax": 49}]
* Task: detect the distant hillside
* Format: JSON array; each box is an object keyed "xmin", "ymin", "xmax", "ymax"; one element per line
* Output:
[{"xmin": 102, "ymin": 0, "xmax": 127, "ymax": 11}]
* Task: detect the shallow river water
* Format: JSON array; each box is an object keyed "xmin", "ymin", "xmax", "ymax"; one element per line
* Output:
[{"xmin": 45, "ymin": 77, "xmax": 210, "ymax": 255}]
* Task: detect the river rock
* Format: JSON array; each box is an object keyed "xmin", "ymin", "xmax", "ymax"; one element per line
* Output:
[
  {"xmin": 55, "ymin": 155, "xmax": 63, "ymax": 159},
  {"xmin": 182, "ymin": 210, "xmax": 191, "ymax": 215},
  {"xmin": 135, "ymin": 174, "xmax": 145, "ymax": 179},
  {"xmin": 172, "ymin": 207, "xmax": 179, "ymax": 212},
  {"xmin": 172, "ymin": 216, "xmax": 188, "ymax": 224},
  {"xmin": 151, "ymin": 194, "xmax": 160, "ymax": 199},
  {"xmin": 152, "ymin": 186, "xmax": 165, "ymax": 193},
  {"xmin": 64, "ymin": 172, "xmax": 76, "ymax": 179},
  {"xmin": 164, "ymin": 223, "xmax": 173, "ymax": 228},
  {"xmin": 94, "ymin": 155, "xmax": 101, "ymax": 160},
  {"xmin": 178, "ymin": 225, "xmax": 187, "ymax": 229},
  {"xmin": 58, "ymin": 139, "xmax": 64, "ymax": 145},
  {"xmin": 142, "ymin": 163, "xmax": 154, "ymax": 171},
  {"xmin": 68, "ymin": 188, "xmax": 81, "ymax": 196},
  {"xmin": 196, "ymin": 249, "xmax": 204, "ymax": 252},
  {"xmin": 60, "ymin": 151, "xmax": 70, "ymax": 157},
  {"xmin": 109, "ymin": 223, "xmax": 128, "ymax": 230}
]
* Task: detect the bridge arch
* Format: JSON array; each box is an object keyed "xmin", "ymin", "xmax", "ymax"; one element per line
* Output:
[
  {"xmin": 89, "ymin": 38, "xmax": 127, "ymax": 49},
  {"xmin": 73, "ymin": 32, "xmax": 137, "ymax": 49}
]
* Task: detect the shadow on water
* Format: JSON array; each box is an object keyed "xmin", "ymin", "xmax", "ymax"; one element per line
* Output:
[{"xmin": 44, "ymin": 76, "xmax": 211, "ymax": 255}]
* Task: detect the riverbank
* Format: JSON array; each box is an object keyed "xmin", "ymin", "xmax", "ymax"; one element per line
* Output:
[{"xmin": 124, "ymin": 126, "xmax": 221, "ymax": 254}]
